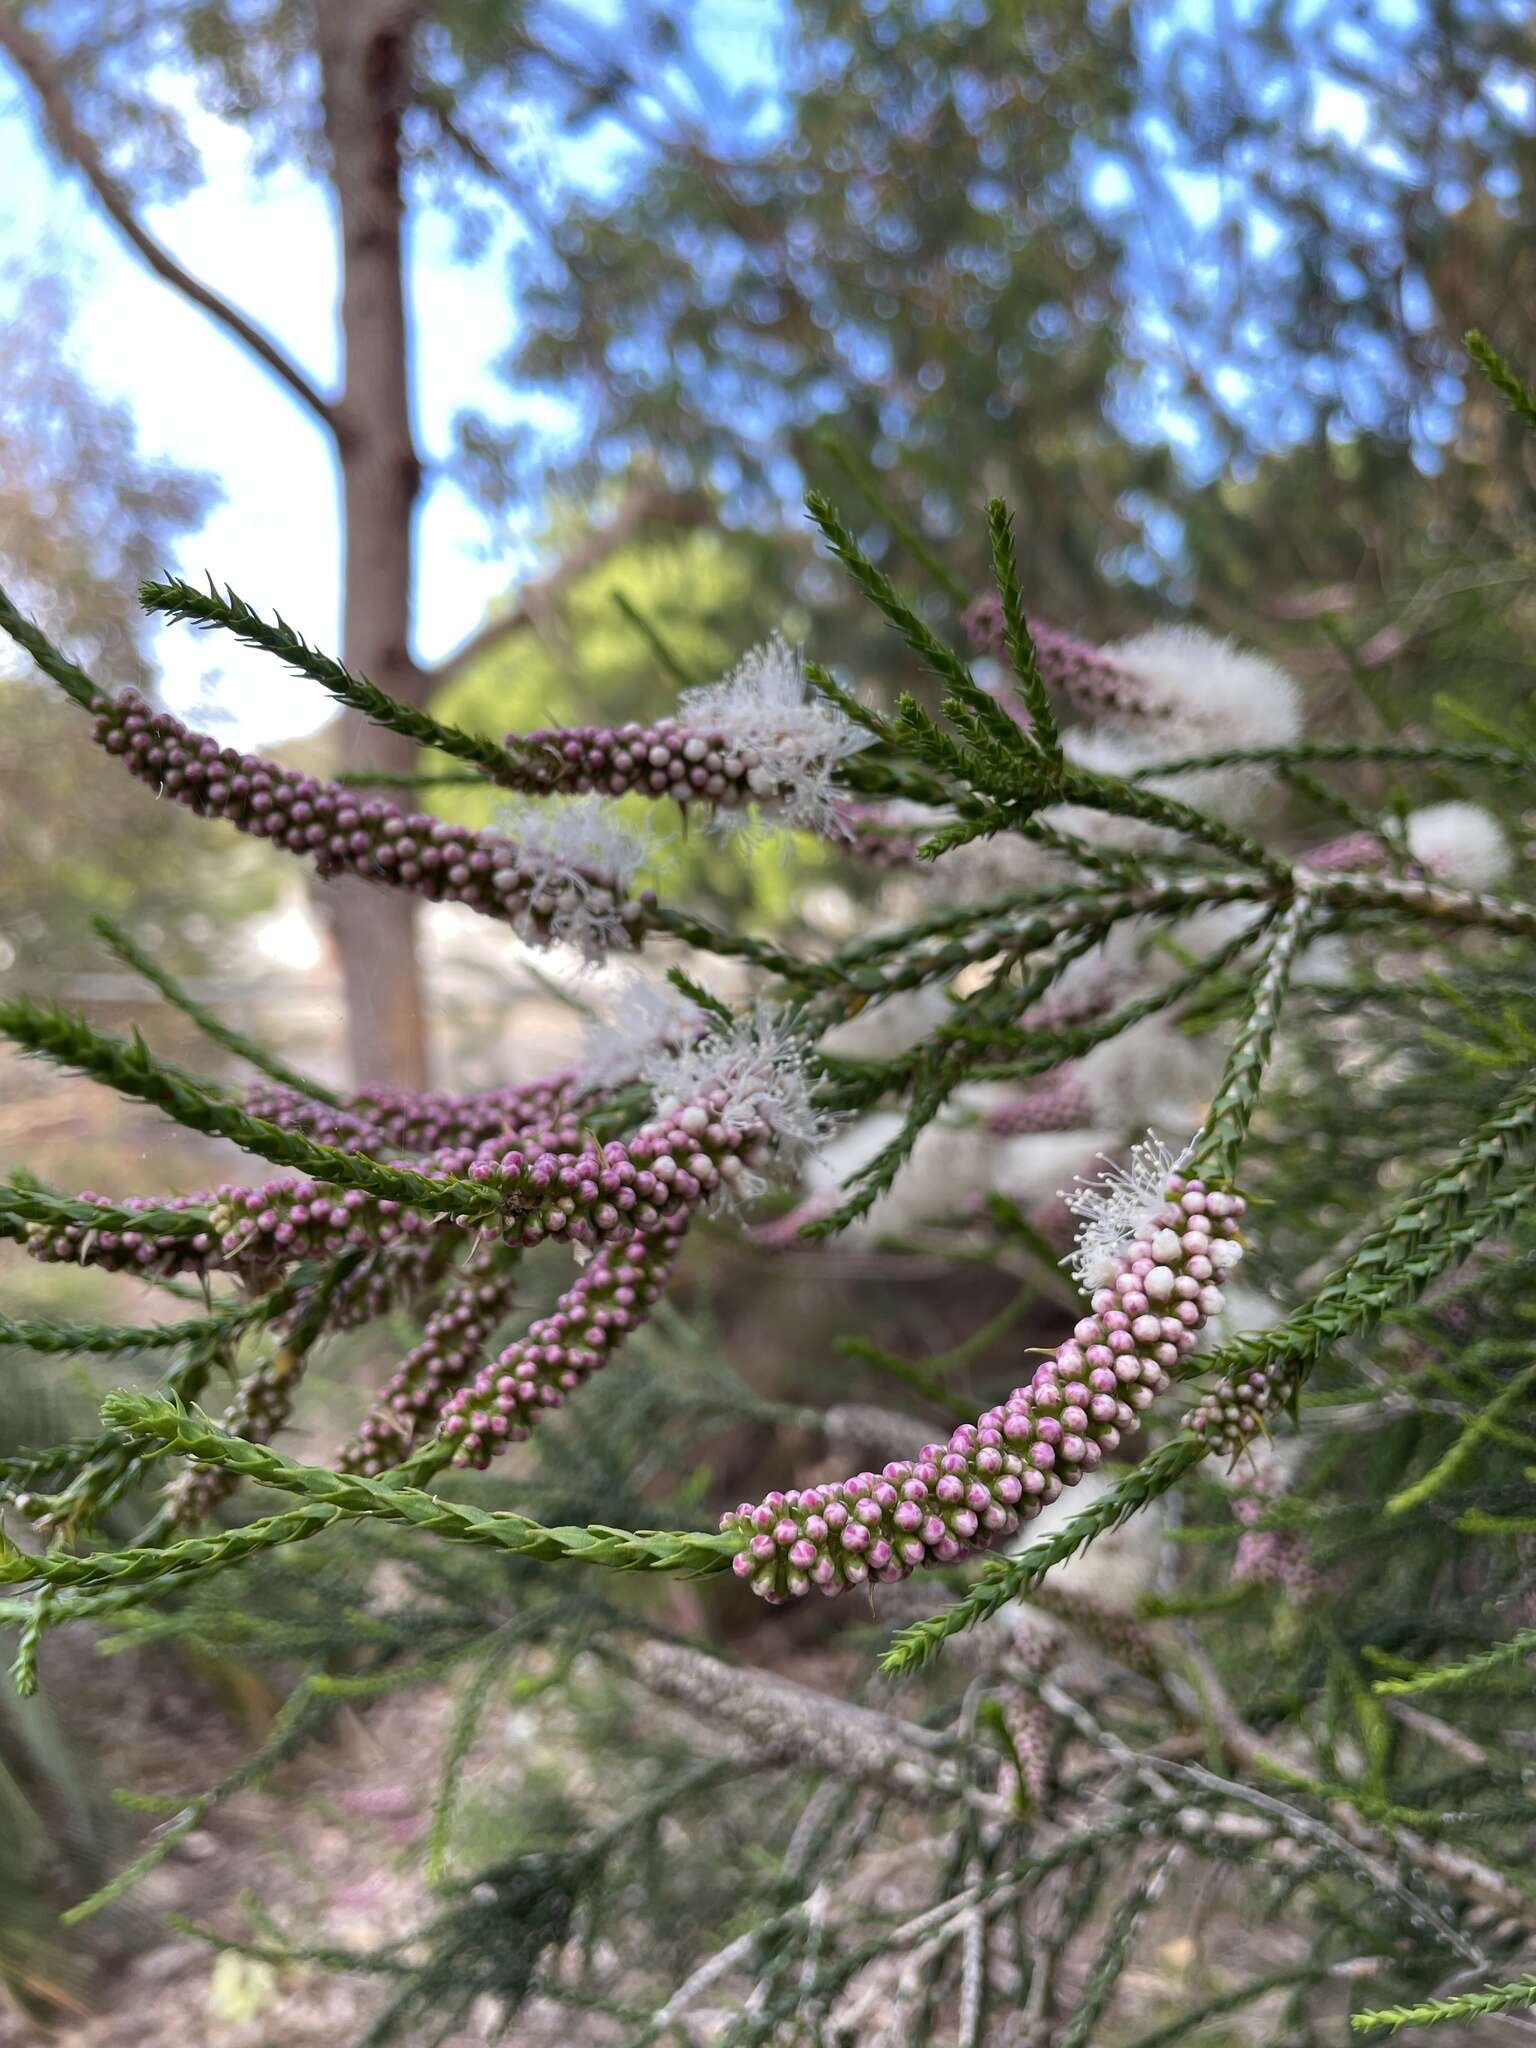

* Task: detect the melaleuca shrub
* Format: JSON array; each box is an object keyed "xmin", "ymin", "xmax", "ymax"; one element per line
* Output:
[{"xmin": 3, "ymin": 367, "xmax": 1536, "ymax": 2043}]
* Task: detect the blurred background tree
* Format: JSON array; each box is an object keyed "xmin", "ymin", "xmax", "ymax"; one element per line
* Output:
[
  {"xmin": 2, "ymin": 2, "xmax": 1536, "ymax": 2037},
  {"xmin": 4, "ymin": 0, "xmax": 1533, "ymax": 1075},
  {"xmin": 0, "ymin": 278, "xmax": 274, "ymax": 980}
]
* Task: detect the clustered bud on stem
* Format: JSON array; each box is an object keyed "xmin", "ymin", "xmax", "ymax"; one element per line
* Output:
[
  {"xmin": 985, "ymin": 1069, "xmax": 1095, "ymax": 1137},
  {"xmin": 337, "ymin": 1242, "xmax": 524, "ymax": 1474},
  {"xmin": 439, "ymin": 1214, "xmax": 689, "ymax": 1466},
  {"xmin": 723, "ymin": 1157, "xmax": 1246, "ymax": 1601},
  {"xmin": 438, "ymin": 1043, "xmax": 811, "ymax": 1460},
  {"xmin": 25, "ymin": 1192, "xmax": 216, "ymax": 1275},
  {"xmin": 965, "ymin": 602, "xmax": 1141, "ymax": 714},
  {"xmin": 490, "ymin": 635, "xmax": 874, "ymax": 841},
  {"xmin": 507, "ymin": 718, "xmax": 785, "ymax": 810},
  {"xmin": 244, "ymin": 1073, "xmax": 599, "ymax": 1159},
  {"xmin": 1187, "ymin": 1355, "xmax": 1293, "ymax": 1457},
  {"xmin": 92, "ymin": 692, "xmax": 650, "ymax": 956}
]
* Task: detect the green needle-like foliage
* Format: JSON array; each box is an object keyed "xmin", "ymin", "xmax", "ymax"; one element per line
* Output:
[
  {"xmin": 0, "ymin": 584, "xmax": 104, "ymax": 711},
  {"xmin": 79, "ymin": 1394, "xmax": 738, "ymax": 1580},
  {"xmin": 91, "ymin": 913, "xmax": 342, "ymax": 1105},
  {"xmin": 0, "ymin": 1177, "xmax": 213, "ymax": 1243},
  {"xmin": 0, "ymin": 999, "xmax": 492, "ymax": 1219},
  {"xmin": 141, "ymin": 577, "xmax": 532, "ymax": 783},
  {"xmin": 1352, "ymin": 1972, "xmax": 1536, "ymax": 2034},
  {"xmin": 985, "ymin": 498, "xmax": 1064, "ymax": 766},
  {"xmin": 1187, "ymin": 893, "xmax": 1313, "ymax": 1183},
  {"xmin": 1464, "ymin": 331, "xmax": 1536, "ymax": 432}
]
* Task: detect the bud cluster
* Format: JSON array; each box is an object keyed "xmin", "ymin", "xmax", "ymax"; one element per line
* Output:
[
  {"xmin": 25, "ymin": 1192, "xmax": 216, "ymax": 1275},
  {"xmin": 506, "ymin": 716, "xmax": 782, "ymax": 811},
  {"xmin": 338, "ymin": 1243, "xmax": 524, "ymax": 1474},
  {"xmin": 985, "ymin": 1070, "xmax": 1094, "ymax": 1138},
  {"xmin": 723, "ymin": 1171, "xmax": 1246, "ymax": 1602},
  {"xmin": 1187, "ymin": 1357, "xmax": 1292, "ymax": 1458},
  {"xmin": 439, "ymin": 1213, "xmax": 688, "ymax": 1467},
  {"xmin": 92, "ymin": 692, "xmax": 649, "ymax": 953},
  {"xmin": 965, "ymin": 602, "xmax": 1142, "ymax": 715},
  {"xmin": 467, "ymin": 1089, "xmax": 764, "ymax": 1253},
  {"xmin": 208, "ymin": 1175, "xmax": 444, "ymax": 1271},
  {"xmin": 245, "ymin": 1074, "xmax": 597, "ymax": 1160},
  {"xmin": 488, "ymin": 635, "xmax": 873, "ymax": 841}
]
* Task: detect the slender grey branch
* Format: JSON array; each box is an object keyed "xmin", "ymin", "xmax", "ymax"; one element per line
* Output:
[{"xmin": 0, "ymin": 15, "xmax": 335, "ymax": 427}]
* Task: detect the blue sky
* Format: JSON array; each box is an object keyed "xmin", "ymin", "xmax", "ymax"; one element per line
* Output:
[
  {"xmin": 0, "ymin": 3, "xmax": 782, "ymax": 744},
  {"xmin": 5, "ymin": 3, "xmax": 1521, "ymax": 749}
]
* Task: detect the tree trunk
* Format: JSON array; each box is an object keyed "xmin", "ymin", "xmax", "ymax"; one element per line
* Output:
[{"xmin": 315, "ymin": 0, "xmax": 430, "ymax": 1089}]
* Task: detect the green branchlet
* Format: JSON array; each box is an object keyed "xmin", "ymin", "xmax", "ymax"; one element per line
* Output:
[
  {"xmin": 1465, "ymin": 329, "xmax": 1536, "ymax": 432},
  {"xmin": 1187, "ymin": 893, "xmax": 1313, "ymax": 1183},
  {"xmin": 92, "ymin": 913, "xmax": 342, "ymax": 1105},
  {"xmin": 0, "ymin": 999, "xmax": 494, "ymax": 1222},
  {"xmin": 882, "ymin": 1440, "xmax": 1208, "ymax": 1675},
  {"xmin": 986, "ymin": 498, "xmax": 1064, "ymax": 766},
  {"xmin": 140, "ymin": 577, "xmax": 533, "ymax": 783},
  {"xmin": 0, "ymin": 581, "xmax": 104, "ymax": 709},
  {"xmin": 54, "ymin": 1395, "xmax": 741, "ymax": 1585},
  {"xmin": 1351, "ymin": 1972, "xmax": 1536, "ymax": 2035}
]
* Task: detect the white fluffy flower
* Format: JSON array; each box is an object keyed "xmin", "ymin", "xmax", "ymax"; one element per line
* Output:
[
  {"xmin": 1048, "ymin": 627, "xmax": 1303, "ymax": 829},
  {"xmin": 581, "ymin": 977, "xmax": 699, "ymax": 1088},
  {"xmin": 500, "ymin": 795, "xmax": 649, "ymax": 960},
  {"xmin": 642, "ymin": 1003, "xmax": 826, "ymax": 1174},
  {"xmin": 1061, "ymin": 1130, "xmax": 1194, "ymax": 1291},
  {"xmin": 1405, "ymin": 802, "xmax": 1512, "ymax": 892},
  {"xmin": 1106, "ymin": 625, "xmax": 1303, "ymax": 753},
  {"xmin": 678, "ymin": 634, "xmax": 874, "ymax": 834}
]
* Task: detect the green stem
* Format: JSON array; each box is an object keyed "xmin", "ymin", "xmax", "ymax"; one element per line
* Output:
[
  {"xmin": 0, "ymin": 582, "xmax": 104, "ymax": 709},
  {"xmin": 1187, "ymin": 893, "xmax": 1313, "ymax": 1183},
  {"xmin": 882, "ymin": 1439, "xmax": 1207, "ymax": 1675},
  {"xmin": 92, "ymin": 914, "xmax": 341, "ymax": 1105},
  {"xmin": 140, "ymin": 578, "xmax": 530, "ymax": 783},
  {"xmin": 1130, "ymin": 736, "xmax": 1531, "ymax": 779},
  {"xmin": 22, "ymin": 1396, "xmax": 741, "ymax": 1591},
  {"xmin": 986, "ymin": 498, "xmax": 1064, "ymax": 765},
  {"xmin": 1386, "ymin": 1355, "xmax": 1536, "ymax": 1516}
]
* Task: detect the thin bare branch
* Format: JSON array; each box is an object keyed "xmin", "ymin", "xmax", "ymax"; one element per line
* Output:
[
  {"xmin": 0, "ymin": 14, "xmax": 335, "ymax": 428},
  {"xmin": 427, "ymin": 487, "xmax": 707, "ymax": 685}
]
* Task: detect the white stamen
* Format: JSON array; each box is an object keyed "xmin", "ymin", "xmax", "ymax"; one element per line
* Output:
[
  {"xmin": 1060, "ymin": 1131, "xmax": 1194, "ymax": 1292},
  {"xmin": 641, "ymin": 1003, "xmax": 828, "ymax": 1190},
  {"xmin": 678, "ymin": 634, "xmax": 874, "ymax": 836},
  {"xmin": 498, "ymin": 795, "xmax": 649, "ymax": 960},
  {"xmin": 1108, "ymin": 626, "xmax": 1302, "ymax": 752}
]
